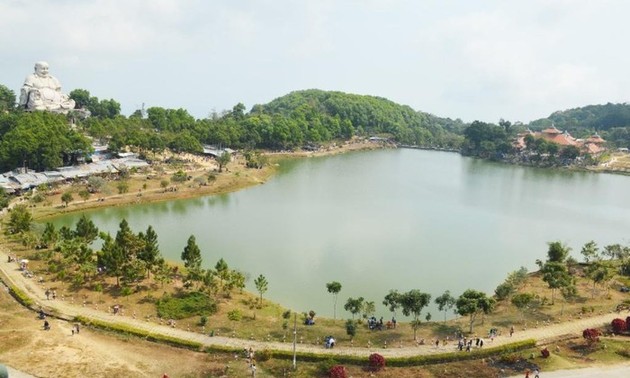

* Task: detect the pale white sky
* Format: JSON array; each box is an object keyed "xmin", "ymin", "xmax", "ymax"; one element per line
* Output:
[{"xmin": 1, "ymin": 0, "xmax": 628, "ymax": 123}]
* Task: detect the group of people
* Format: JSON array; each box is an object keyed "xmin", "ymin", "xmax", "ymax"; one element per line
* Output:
[
  {"xmin": 367, "ymin": 316, "xmax": 384, "ymax": 330},
  {"xmin": 457, "ymin": 336, "xmax": 485, "ymax": 352},
  {"xmin": 44, "ymin": 289, "xmax": 57, "ymax": 300}
]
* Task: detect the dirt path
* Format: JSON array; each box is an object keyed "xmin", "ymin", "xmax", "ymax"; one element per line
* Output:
[{"xmin": 1, "ymin": 249, "xmax": 626, "ymax": 360}]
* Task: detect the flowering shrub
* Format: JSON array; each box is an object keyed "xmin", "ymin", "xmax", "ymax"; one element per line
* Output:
[
  {"xmin": 328, "ymin": 365, "xmax": 347, "ymax": 378},
  {"xmin": 540, "ymin": 347, "xmax": 550, "ymax": 358},
  {"xmin": 582, "ymin": 328, "xmax": 601, "ymax": 344},
  {"xmin": 369, "ymin": 353, "xmax": 386, "ymax": 371},
  {"xmin": 611, "ymin": 318, "xmax": 627, "ymax": 334}
]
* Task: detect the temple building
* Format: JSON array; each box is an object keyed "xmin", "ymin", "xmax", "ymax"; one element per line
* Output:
[{"xmin": 514, "ymin": 125, "xmax": 606, "ymax": 154}]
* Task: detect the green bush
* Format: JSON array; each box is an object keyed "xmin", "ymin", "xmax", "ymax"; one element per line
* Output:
[
  {"xmin": 8, "ymin": 285, "xmax": 33, "ymax": 307},
  {"xmin": 156, "ymin": 291, "xmax": 217, "ymax": 319},
  {"xmin": 74, "ymin": 316, "xmax": 202, "ymax": 350},
  {"xmin": 257, "ymin": 349, "xmax": 272, "ymax": 362},
  {"xmin": 227, "ymin": 309, "xmax": 242, "ymax": 321},
  {"xmin": 199, "ymin": 315, "xmax": 208, "ymax": 326}
]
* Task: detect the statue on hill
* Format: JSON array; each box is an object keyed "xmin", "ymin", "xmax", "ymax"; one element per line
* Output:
[{"xmin": 19, "ymin": 61, "xmax": 76, "ymax": 113}]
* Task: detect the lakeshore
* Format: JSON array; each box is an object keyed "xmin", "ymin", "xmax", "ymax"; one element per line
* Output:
[{"xmin": 1, "ymin": 142, "xmax": 630, "ymax": 378}]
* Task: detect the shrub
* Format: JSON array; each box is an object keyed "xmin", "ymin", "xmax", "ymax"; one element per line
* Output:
[
  {"xmin": 227, "ymin": 309, "xmax": 242, "ymax": 321},
  {"xmin": 282, "ymin": 310, "xmax": 291, "ymax": 319},
  {"xmin": 583, "ymin": 328, "xmax": 601, "ymax": 344},
  {"xmin": 156, "ymin": 292, "xmax": 218, "ymax": 319},
  {"xmin": 328, "ymin": 365, "xmax": 347, "ymax": 378},
  {"xmin": 345, "ymin": 319, "xmax": 356, "ymax": 337},
  {"xmin": 540, "ymin": 347, "xmax": 550, "ymax": 358},
  {"xmin": 199, "ymin": 315, "xmax": 208, "ymax": 326},
  {"xmin": 257, "ymin": 349, "xmax": 272, "ymax": 362},
  {"xmin": 499, "ymin": 353, "xmax": 522, "ymax": 364},
  {"xmin": 611, "ymin": 318, "xmax": 627, "ymax": 334},
  {"xmin": 369, "ymin": 353, "xmax": 386, "ymax": 371}
]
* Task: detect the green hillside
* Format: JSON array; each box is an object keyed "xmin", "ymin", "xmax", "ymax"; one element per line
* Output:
[{"xmin": 258, "ymin": 89, "xmax": 463, "ymax": 147}]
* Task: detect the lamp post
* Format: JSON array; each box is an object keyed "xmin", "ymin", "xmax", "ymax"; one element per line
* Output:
[{"xmin": 292, "ymin": 312, "xmax": 297, "ymax": 369}]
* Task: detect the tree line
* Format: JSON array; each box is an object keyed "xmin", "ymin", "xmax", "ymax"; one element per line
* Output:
[{"xmin": 0, "ymin": 84, "xmax": 466, "ymax": 173}]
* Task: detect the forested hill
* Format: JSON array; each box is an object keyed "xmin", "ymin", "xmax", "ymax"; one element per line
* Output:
[
  {"xmin": 528, "ymin": 103, "xmax": 630, "ymax": 135},
  {"xmin": 256, "ymin": 89, "xmax": 464, "ymax": 147}
]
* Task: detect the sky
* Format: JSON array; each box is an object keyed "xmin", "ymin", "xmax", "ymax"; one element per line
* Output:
[{"xmin": 1, "ymin": 0, "xmax": 628, "ymax": 123}]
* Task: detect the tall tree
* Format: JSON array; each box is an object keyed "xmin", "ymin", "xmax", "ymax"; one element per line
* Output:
[
  {"xmin": 580, "ymin": 240, "xmax": 600, "ymax": 263},
  {"xmin": 547, "ymin": 241, "xmax": 570, "ymax": 263},
  {"xmin": 344, "ymin": 297, "xmax": 364, "ymax": 320},
  {"xmin": 0, "ymin": 84, "xmax": 16, "ymax": 113},
  {"xmin": 382, "ymin": 289, "xmax": 401, "ymax": 319},
  {"xmin": 254, "ymin": 274, "xmax": 268, "ymax": 304},
  {"xmin": 217, "ymin": 151, "xmax": 231, "ymax": 172},
  {"xmin": 326, "ymin": 281, "xmax": 342, "ymax": 320},
  {"xmin": 74, "ymin": 214, "xmax": 99, "ymax": 243},
  {"xmin": 540, "ymin": 262, "xmax": 572, "ymax": 304},
  {"xmin": 456, "ymin": 289, "xmax": 496, "ymax": 333},
  {"xmin": 138, "ymin": 226, "xmax": 161, "ymax": 279},
  {"xmin": 399, "ymin": 290, "xmax": 431, "ymax": 340},
  {"xmin": 434, "ymin": 290, "xmax": 456, "ymax": 322},
  {"xmin": 5, "ymin": 204, "xmax": 32, "ymax": 234},
  {"xmin": 215, "ymin": 258, "xmax": 230, "ymax": 292},
  {"xmin": 181, "ymin": 235, "xmax": 203, "ymax": 285}
]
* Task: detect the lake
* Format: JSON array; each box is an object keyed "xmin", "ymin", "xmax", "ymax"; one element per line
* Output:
[{"xmin": 48, "ymin": 149, "xmax": 630, "ymax": 318}]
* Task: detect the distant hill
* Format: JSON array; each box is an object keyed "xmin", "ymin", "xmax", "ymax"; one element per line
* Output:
[
  {"xmin": 257, "ymin": 89, "xmax": 464, "ymax": 147},
  {"xmin": 528, "ymin": 103, "xmax": 630, "ymax": 136}
]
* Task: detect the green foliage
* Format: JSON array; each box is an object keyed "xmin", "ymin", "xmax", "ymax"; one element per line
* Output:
[
  {"xmin": 0, "ymin": 111, "xmax": 92, "ymax": 171},
  {"xmin": 528, "ymin": 102, "xmax": 630, "ymax": 135},
  {"xmin": 171, "ymin": 170, "xmax": 188, "ymax": 183},
  {"xmin": 0, "ymin": 84, "xmax": 16, "ymax": 112},
  {"xmin": 344, "ymin": 297, "xmax": 364, "ymax": 320},
  {"xmin": 547, "ymin": 241, "xmax": 570, "ymax": 263},
  {"xmin": 199, "ymin": 315, "xmax": 208, "ymax": 326},
  {"xmin": 399, "ymin": 289, "xmax": 431, "ymax": 339},
  {"xmin": 61, "ymin": 192, "xmax": 74, "ymax": 206},
  {"xmin": 8, "ymin": 285, "xmax": 33, "ymax": 307},
  {"xmin": 181, "ymin": 235, "xmax": 202, "ymax": 283},
  {"xmin": 456, "ymin": 289, "xmax": 496, "ymax": 333},
  {"xmin": 227, "ymin": 309, "xmax": 242, "ymax": 321},
  {"xmin": 69, "ymin": 89, "xmax": 120, "ymax": 119},
  {"xmin": 216, "ymin": 151, "xmax": 231, "ymax": 172},
  {"xmin": 74, "ymin": 316, "xmax": 202, "ymax": 350},
  {"xmin": 116, "ymin": 181, "xmax": 129, "ymax": 194},
  {"xmin": 254, "ymin": 274, "xmax": 268, "ymax": 303},
  {"xmin": 326, "ymin": 281, "xmax": 342, "ymax": 319},
  {"xmin": 434, "ymin": 290, "xmax": 455, "ymax": 321},
  {"xmin": 345, "ymin": 319, "xmax": 356, "ymax": 337},
  {"xmin": 6, "ymin": 204, "xmax": 33, "ymax": 234},
  {"xmin": 156, "ymin": 291, "xmax": 217, "ymax": 319},
  {"xmin": 462, "ymin": 121, "xmax": 511, "ymax": 159}
]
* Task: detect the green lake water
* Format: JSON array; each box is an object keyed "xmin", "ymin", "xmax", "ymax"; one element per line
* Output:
[{"xmin": 48, "ymin": 149, "xmax": 630, "ymax": 318}]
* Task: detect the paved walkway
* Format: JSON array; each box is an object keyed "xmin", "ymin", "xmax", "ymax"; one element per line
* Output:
[{"xmin": 0, "ymin": 248, "xmax": 627, "ymax": 359}]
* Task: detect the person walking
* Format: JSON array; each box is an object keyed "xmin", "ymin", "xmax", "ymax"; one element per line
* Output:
[{"xmin": 533, "ymin": 368, "xmax": 540, "ymax": 378}]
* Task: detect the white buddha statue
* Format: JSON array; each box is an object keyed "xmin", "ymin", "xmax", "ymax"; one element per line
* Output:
[{"xmin": 19, "ymin": 61, "xmax": 75, "ymax": 113}]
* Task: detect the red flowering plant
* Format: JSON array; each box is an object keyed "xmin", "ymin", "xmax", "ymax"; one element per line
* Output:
[
  {"xmin": 611, "ymin": 318, "xmax": 627, "ymax": 334},
  {"xmin": 328, "ymin": 365, "xmax": 347, "ymax": 378},
  {"xmin": 368, "ymin": 353, "xmax": 386, "ymax": 372},
  {"xmin": 582, "ymin": 328, "xmax": 601, "ymax": 345}
]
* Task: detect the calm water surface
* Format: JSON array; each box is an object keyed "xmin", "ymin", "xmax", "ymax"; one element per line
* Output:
[{"xmin": 49, "ymin": 149, "xmax": 630, "ymax": 318}]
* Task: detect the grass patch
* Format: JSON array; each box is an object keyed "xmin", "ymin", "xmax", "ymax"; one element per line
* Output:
[{"xmin": 156, "ymin": 291, "xmax": 217, "ymax": 320}]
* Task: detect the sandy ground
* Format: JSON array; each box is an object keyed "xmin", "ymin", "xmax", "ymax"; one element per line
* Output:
[
  {"xmin": 506, "ymin": 363, "xmax": 630, "ymax": 378},
  {"xmin": 0, "ymin": 286, "xmax": 231, "ymax": 378}
]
